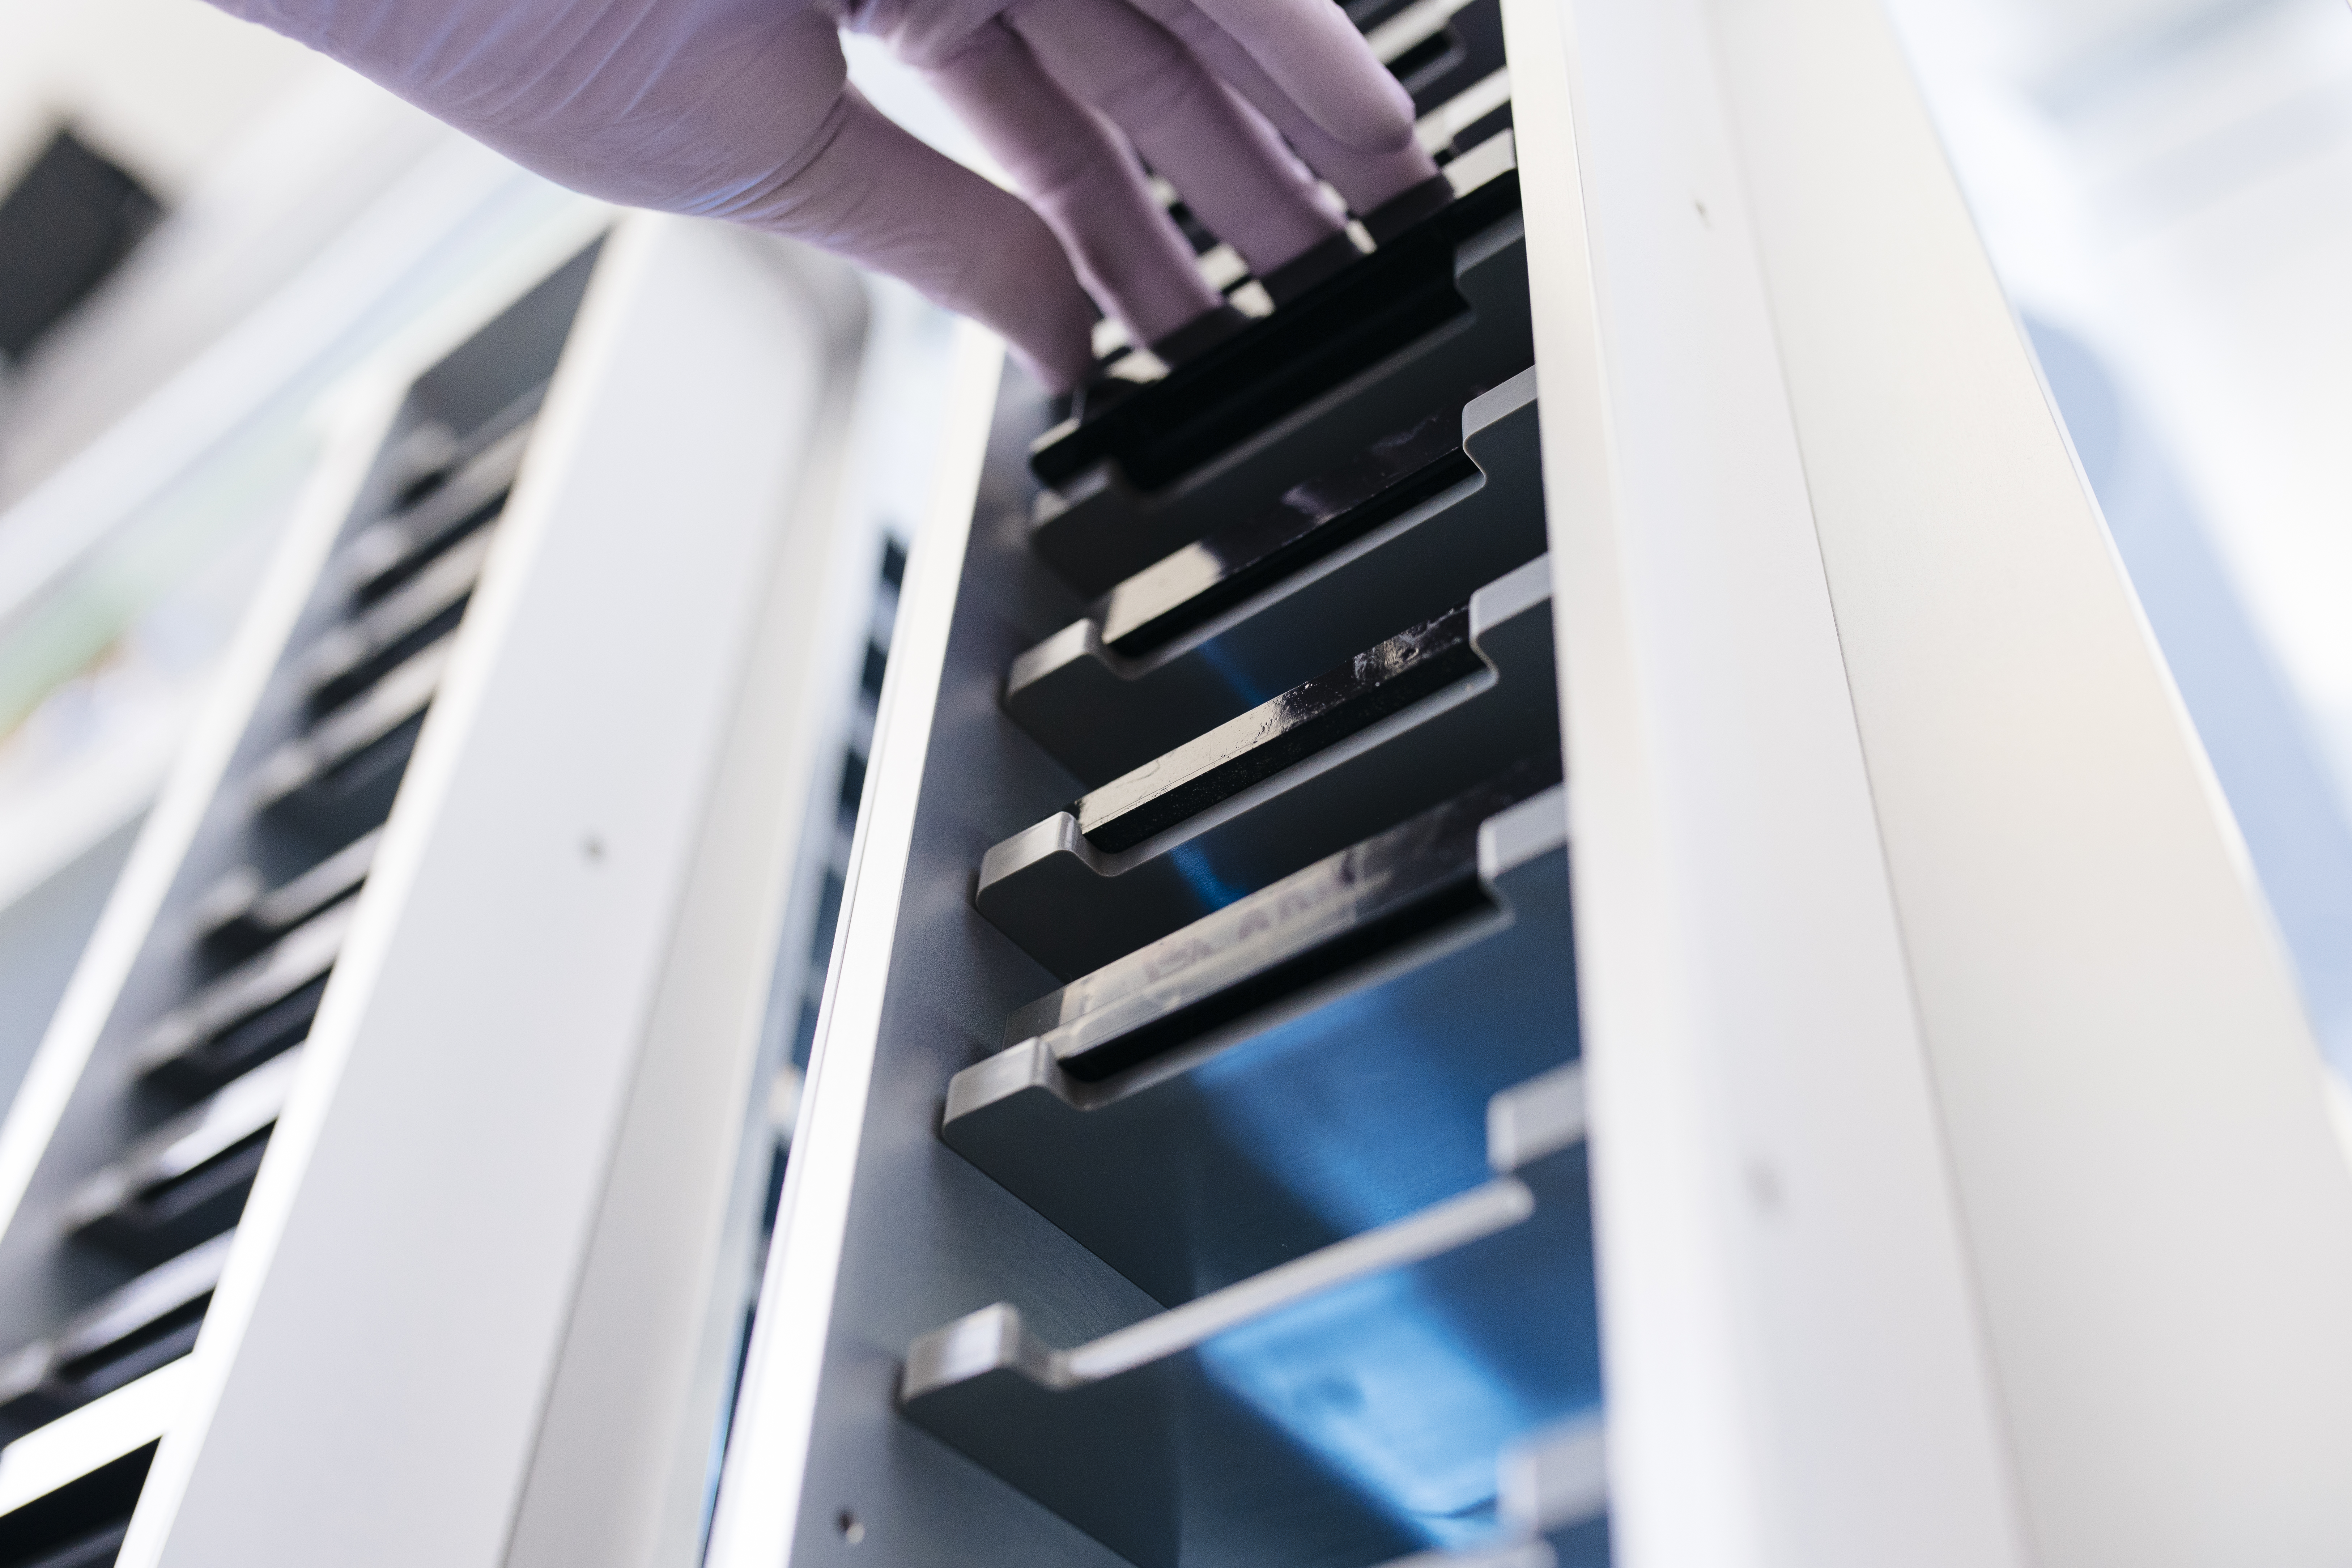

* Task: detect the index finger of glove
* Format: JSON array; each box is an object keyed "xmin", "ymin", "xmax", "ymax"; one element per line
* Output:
[
  {"xmin": 925, "ymin": 21, "xmax": 1227, "ymax": 352},
  {"xmin": 1183, "ymin": 0, "xmax": 1415, "ymax": 152},
  {"xmin": 1122, "ymin": 0, "xmax": 1439, "ymax": 217}
]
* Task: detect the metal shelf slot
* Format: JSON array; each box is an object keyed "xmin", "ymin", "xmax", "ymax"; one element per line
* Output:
[{"xmin": 901, "ymin": 1067, "xmax": 1599, "ymax": 1568}]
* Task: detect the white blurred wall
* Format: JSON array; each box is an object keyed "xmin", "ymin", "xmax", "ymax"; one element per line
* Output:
[
  {"xmin": 0, "ymin": 0, "xmax": 313, "ymax": 200},
  {"xmin": 0, "ymin": 3, "xmax": 455, "ymax": 510},
  {"xmin": 1887, "ymin": 0, "xmax": 2352, "ymax": 1063},
  {"xmin": 1889, "ymin": 0, "xmax": 2352, "ymax": 759}
]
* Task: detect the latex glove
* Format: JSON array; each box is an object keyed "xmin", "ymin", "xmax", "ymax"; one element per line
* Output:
[
  {"xmin": 205, "ymin": 0, "xmax": 1441, "ymax": 392},
  {"xmin": 836, "ymin": 0, "xmax": 1445, "ymax": 338}
]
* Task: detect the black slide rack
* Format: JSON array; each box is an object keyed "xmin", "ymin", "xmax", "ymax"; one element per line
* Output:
[{"xmin": 730, "ymin": 8, "xmax": 1613, "ymax": 1564}]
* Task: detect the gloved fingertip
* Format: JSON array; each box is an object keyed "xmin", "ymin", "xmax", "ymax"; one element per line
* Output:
[
  {"xmin": 1011, "ymin": 319, "xmax": 1095, "ymax": 396},
  {"xmin": 1322, "ymin": 80, "xmax": 1420, "ymax": 155},
  {"xmin": 1190, "ymin": 0, "xmax": 1419, "ymax": 153}
]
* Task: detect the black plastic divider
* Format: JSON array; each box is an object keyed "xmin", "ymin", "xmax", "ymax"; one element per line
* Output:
[{"xmin": 1029, "ymin": 173, "xmax": 1530, "ymax": 593}]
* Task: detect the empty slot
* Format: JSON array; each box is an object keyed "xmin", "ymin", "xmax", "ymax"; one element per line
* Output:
[
  {"xmin": 300, "ymin": 526, "xmax": 493, "ymax": 712},
  {"xmin": 65, "ymin": 1055, "xmax": 299, "ymax": 1264},
  {"xmin": 1350, "ymin": 0, "xmax": 1425, "ymax": 33},
  {"xmin": 64, "ymin": 1140, "xmax": 268, "ymax": 1270},
  {"xmin": 1395, "ymin": 0, "xmax": 1507, "ymax": 120},
  {"xmin": 1007, "ymin": 370, "xmax": 1544, "ymax": 787},
  {"xmin": 979, "ymin": 557, "xmax": 1558, "ymax": 980},
  {"xmin": 1503, "ymin": 1420, "xmax": 1612, "ymax": 1568},
  {"xmin": 133, "ymin": 904, "xmax": 348, "ymax": 1092},
  {"xmin": 1364, "ymin": 0, "xmax": 1475, "ymax": 61},
  {"xmin": 190, "ymin": 830, "xmax": 378, "ymax": 964},
  {"xmin": 248, "ymin": 639, "xmax": 449, "ymax": 829},
  {"xmin": 49, "ymin": 1284, "xmax": 220, "ymax": 1405},
  {"xmin": 905, "ymin": 1066, "xmax": 1600, "ymax": 1568},
  {"xmin": 385, "ymin": 380, "xmax": 545, "ymax": 513},
  {"xmin": 0, "ymin": 1235, "xmax": 239, "ymax": 1440},
  {"xmin": 1388, "ymin": 24, "xmax": 1468, "ymax": 96},
  {"xmin": 0, "ymin": 1348, "xmax": 45, "ymax": 1441},
  {"xmin": 1027, "ymin": 175, "xmax": 1529, "ymax": 594},
  {"xmin": 945, "ymin": 779, "xmax": 1571, "ymax": 1304},
  {"xmin": 378, "ymin": 420, "xmax": 462, "ymax": 513},
  {"xmin": 1450, "ymin": 101, "xmax": 1514, "ymax": 163},
  {"xmin": 150, "ymin": 980, "xmax": 322, "ymax": 1095},
  {"xmin": 337, "ymin": 415, "xmax": 531, "ymax": 605}
]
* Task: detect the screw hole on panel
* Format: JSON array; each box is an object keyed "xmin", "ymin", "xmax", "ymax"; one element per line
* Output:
[{"xmin": 837, "ymin": 1510, "xmax": 864, "ymax": 1544}]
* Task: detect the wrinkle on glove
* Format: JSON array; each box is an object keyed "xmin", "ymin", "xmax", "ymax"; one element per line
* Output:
[
  {"xmin": 1184, "ymin": 0, "xmax": 1417, "ymax": 150},
  {"xmin": 212, "ymin": 0, "xmax": 1099, "ymax": 386},
  {"xmin": 922, "ymin": 22, "xmax": 1221, "ymax": 346},
  {"xmin": 1123, "ymin": 0, "xmax": 1438, "ymax": 216},
  {"xmin": 208, "ymin": 0, "xmax": 1437, "ymax": 391},
  {"xmin": 1003, "ymin": 0, "xmax": 1342, "ymax": 281}
]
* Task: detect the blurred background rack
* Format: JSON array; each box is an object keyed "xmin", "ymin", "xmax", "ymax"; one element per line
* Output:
[{"xmin": 0, "ymin": 234, "xmax": 603, "ymax": 1566}]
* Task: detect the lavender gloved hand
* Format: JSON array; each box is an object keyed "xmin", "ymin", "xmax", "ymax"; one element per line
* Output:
[{"xmin": 204, "ymin": 0, "xmax": 1444, "ymax": 392}]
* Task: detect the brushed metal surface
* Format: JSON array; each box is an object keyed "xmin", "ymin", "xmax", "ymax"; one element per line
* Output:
[{"xmin": 903, "ymin": 1068, "xmax": 1599, "ymax": 1568}]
